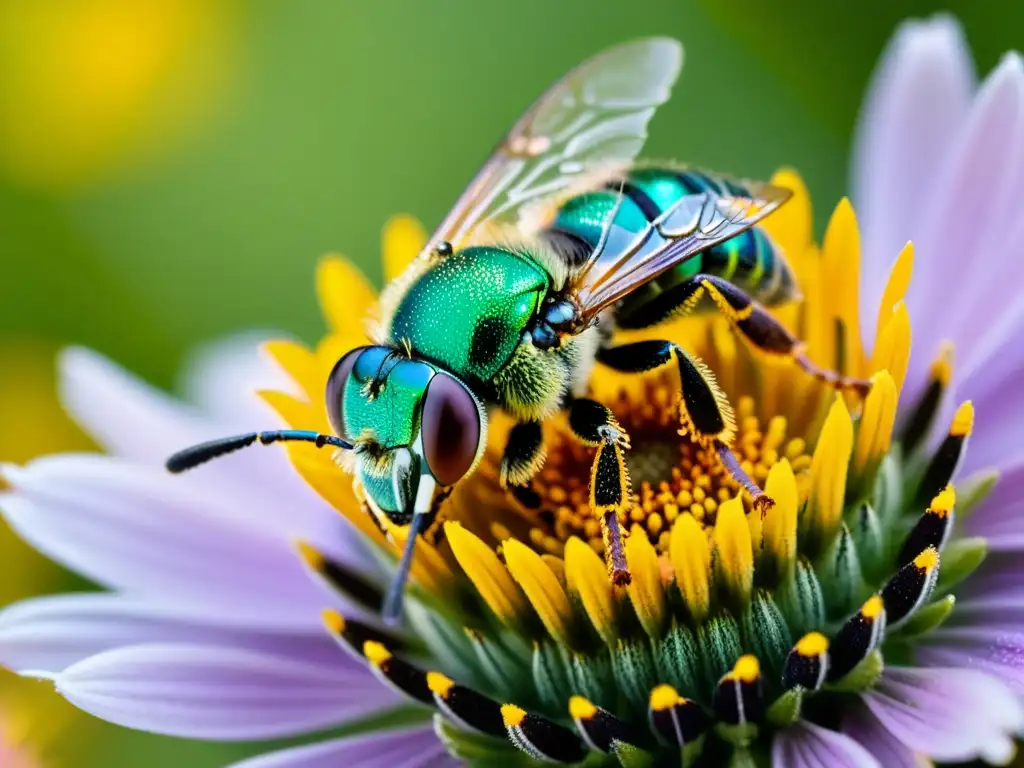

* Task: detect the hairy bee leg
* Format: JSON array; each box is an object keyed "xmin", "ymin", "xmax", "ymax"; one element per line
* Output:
[
  {"xmin": 622, "ymin": 274, "xmax": 871, "ymax": 396},
  {"xmin": 500, "ymin": 420, "xmax": 546, "ymax": 489},
  {"xmin": 567, "ymin": 398, "xmax": 628, "ymax": 447},
  {"xmin": 597, "ymin": 341, "xmax": 773, "ymax": 514},
  {"xmin": 567, "ymin": 397, "xmax": 632, "ymax": 586}
]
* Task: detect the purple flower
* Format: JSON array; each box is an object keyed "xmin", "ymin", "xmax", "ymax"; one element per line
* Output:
[
  {"xmin": 3, "ymin": 18, "xmax": 1024, "ymax": 767},
  {"xmin": 847, "ymin": 14, "xmax": 1024, "ymax": 764},
  {"xmin": 0, "ymin": 337, "xmax": 444, "ymax": 761}
]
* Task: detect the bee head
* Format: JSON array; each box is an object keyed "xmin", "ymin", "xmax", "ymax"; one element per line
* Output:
[{"xmin": 325, "ymin": 344, "xmax": 486, "ymax": 522}]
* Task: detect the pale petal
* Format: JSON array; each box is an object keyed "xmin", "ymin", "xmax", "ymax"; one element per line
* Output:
[
  {"xmin": 772, "ymin": 720, "xmax": 880, "ymax": 768},
  {"xmin": 59, "ymin": 346, "xmax": 215, "ymax": 463},
  {"xmin": 918, "ymin": 630, "xmax": 1024, "ymax": 695},
  {"xmin": 57, "ymin": 347, "xmax": 360, "ymax": 551},
  {"xmin": 0, "ymin": 455, "xmax": 334, "ymax": 631},
  {"xmin": 225, "ymin": 724, "xmax": 455, "ymax": 768},
  {"xmin": 40, "ymin": 643, "xmax": 393, "ymax": 740},
  {"xmin": 0, "ymin": 593, "xmax": 348, "ymax": 674},
  {"xmin": 853, "ymin": 14, "xmax": 973, "ymax": 350},
  {"xmin": 177, "ymin": 331, "xmax": 302, "ymax": 428},
  {"xmin": 950, "ymin": 554, "xmax": 1024, "ymax": 611},
  {"xmin": 912, "ymin": 53, "xmax": 1024, "ymax": 345},
  {"xmin": 954, "ymin": 370, "xmax": 1024, "ymax": 475},
  {"xmin": 961, "ymin": 459, "xmax": 1024, "ymax": 544},
  {"xmin": 843, "ymin": 700, "xmax": 928, "ymax": 768},
  {"xmin": 863, "ymin": 666, "xmax": 1023, "ymax": 763},
  {"xmin": 902, "ymin": 53, "xmax": 1024, "ymax": 404}
]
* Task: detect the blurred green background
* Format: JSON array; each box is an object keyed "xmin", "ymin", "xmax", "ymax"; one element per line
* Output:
[{"xmin": 0, "ymin": 0, "xmax": 1020, "ymax": 765}]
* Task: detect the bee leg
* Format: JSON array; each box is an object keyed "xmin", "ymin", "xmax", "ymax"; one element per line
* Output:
[
  {"xmin": 597, "ymin": 341, "xmax": 773, "ymax": 515},
  {"xmin": 500, "ymin": 420, "xmax": 546, "ymax": 489},
  {"xmin": 566, "ymin": 398, "xmax": 632, "ymax": 586},
  {"xmin": 620, "ymin": 274, "xmax": 871, "ymax": 396}
]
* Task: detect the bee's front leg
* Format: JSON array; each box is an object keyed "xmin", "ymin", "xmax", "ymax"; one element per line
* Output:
[
  {"xmin": 499, "ymin": 420, "xmax": 548, "ymax": 511},
  {"xmin": 566, "ymin": 398, "xmax": 632, "ymax": 587}
]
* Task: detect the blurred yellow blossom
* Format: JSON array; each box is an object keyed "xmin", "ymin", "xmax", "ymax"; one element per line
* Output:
[
  {"xmin": 0, "ymin": 0, "xmax": 238, "ymax": 191},
  {"xmin": 0, "ymin": 669, "xmax": 80, "ymax": 767}
]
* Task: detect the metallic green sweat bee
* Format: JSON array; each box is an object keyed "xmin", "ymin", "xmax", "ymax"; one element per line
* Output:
[{"xmin": 167, "ymin": 38, "xmax": 870, "ymax": 624}]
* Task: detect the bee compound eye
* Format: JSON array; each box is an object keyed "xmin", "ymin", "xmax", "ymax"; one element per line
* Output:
[
  {"xmin": 420, "ymin": 373, "xmax": 481, "ymax": 487},
  {"xmin": 325, "ymin": 346, "xmax": 371, "ymax": 440}
]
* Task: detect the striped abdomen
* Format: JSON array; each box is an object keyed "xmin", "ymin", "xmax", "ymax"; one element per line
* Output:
[{"xmin": 542, "ymin": 167, "xmax": 798, "ymax": 321}]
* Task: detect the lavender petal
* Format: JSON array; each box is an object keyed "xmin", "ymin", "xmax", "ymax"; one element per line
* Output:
[
  {"xmin": 225, "ymin": 725, "xmax": 456, "ymax": 768},
  {"xmin": 961, "ymin": 460, "xmax": 1024, "ymax": 545},
  {"xmin": 0, "ymin": 593, "xmax": 352, "ymax": 675},
  {"xmin": 42, "ymin": 643, "xmax": 394, "ymax": 741},
  {"xmin": 57, "ymin": 347, "xmax": 371, "ymax": 560},
  {"xmin": 863, "ymin": 666, "xmax": 1022, "ymax": 764},
  {"xmin": 908, "ymin": 53, "xmax": 1024, "ymax": 363},
  {"xmin": 842, "ymin": 700, "xmax": 927, "ymax": 768},
  {"xmin": 0, "ymin": 455, "xmax": 337, "ymax": 631},
  {"xmin": 852, "ymin": 14, "xmax": 973, "ymax": 359},
  {"xmin": 772, "ymin": 720, "xmax": 881, "ymax": 768}
]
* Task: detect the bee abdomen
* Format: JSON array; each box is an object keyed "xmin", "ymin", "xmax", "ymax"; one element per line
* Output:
[
  {"xmin": 543, "ymin": 167, "xmax": 797, "ymax": 309},
  {"xmin": 626, "ymin": 168, "xmax": 796, "ymax": 307}
]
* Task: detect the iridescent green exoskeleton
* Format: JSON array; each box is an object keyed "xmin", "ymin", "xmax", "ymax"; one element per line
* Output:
[{"xmin": 166, "ymin": 38, "xmax": 871, "ymax": 624}]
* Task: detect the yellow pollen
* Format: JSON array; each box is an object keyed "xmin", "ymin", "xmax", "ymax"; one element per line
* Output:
[
  {"xmin": 527, "ymin": 386, "xmax": 808, "ymax": 558},
  {"xmin": 795, "ymin": 631, "xmax": 829, "ymax": 657},
  {"xmin": 930, "ymin": 486, "xmax": 956, "ymax": 517},
  {"xmin": 321, "ymin": 608, "xmax": 345, "ymax": 634},
  {"xmin": 501, "ymin": 703, "xmax": 527, "ymax": 728},
  {"xmin": 861, "ymin": 595, "xmax": 884, "ymax": 619},
  {"xmin": 362, "ymin": 640, "xmax": 391, "ymax": 667},
  {"xmin": 951, "ymin": 401, "xmax": 974, "ymax": 437},
  {"xmin": 913, "ymin": 546, "xmax": 940, "ymax": 572},
  {"xmin": 650, "ymin": 684, "xmax": 684, "ymax": 712},
  {"xmin": 427, "ymin": 671, "xmax": 456, "ymax": 698},
  {"xmin": 569, "ymin": 695, "xmax": 598, "ymax": 720},
  {"xmin": 730, "ymin": 654, "xmax": 760, "ymax": 683}
]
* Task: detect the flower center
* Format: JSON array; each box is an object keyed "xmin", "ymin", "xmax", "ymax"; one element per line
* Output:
[{"xmin": 525, "ymin": 375, "xmax": 812, "ymax": 558}]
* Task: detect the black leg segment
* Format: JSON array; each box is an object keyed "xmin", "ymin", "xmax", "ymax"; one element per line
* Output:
[
  {"xmin": 500, "ymin": 420, "xmax": 546, "ymax": 489},
  {"xmin": 598, "ymin": 341, "xmax": 734, "ymax": 443},
  {"xmin": 598, "ymin": 340, "xmax": 772, "ymax": 513},
  {"xmin": 568, "ymin": 397, "xmax": 628, "ymax": 447},
  {"xmin": 617, "ymin": 274, "xmax": 871, "ymax": 396},
  {"xmin": 566, "ymin": 397, "xmax": 632, "ymax": 587}
]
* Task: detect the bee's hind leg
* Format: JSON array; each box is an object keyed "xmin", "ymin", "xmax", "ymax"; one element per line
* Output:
[
  {"xmin": 618, "ymin": 274, "xmax": 871, "ymax": 396},
  {"xmin": 597, "ymin": 341, "xmax": 774, "ymax": 515},
  {"xmin": 566, "ymin": 397, "xmax": 632, "ymax": 587}
]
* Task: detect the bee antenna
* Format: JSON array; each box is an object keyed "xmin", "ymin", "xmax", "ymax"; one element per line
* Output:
[
  {"xmin": 166, "ymin": 430, "xmax": 352, "ymax": 473},
  {"xmin": 381, "ymin": 510, "xmax": 429, "ymax": 626}
]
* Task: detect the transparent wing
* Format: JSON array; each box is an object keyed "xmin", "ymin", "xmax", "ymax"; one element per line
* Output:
[
  {"xmin": 423, "ymin": 37, "xmax": 683, "ymax": 255},
  {"xmin": 570, "ymin": 179, "xmax": 791, "ymax": 322}
]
